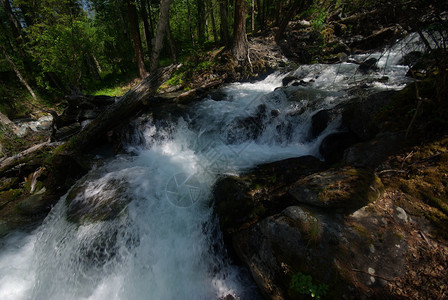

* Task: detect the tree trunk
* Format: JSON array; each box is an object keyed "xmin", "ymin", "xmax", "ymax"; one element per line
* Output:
[
  {"xmin": 140, "ymin": 0, "xmax": 153, "ymax": 52},
  {"xmin": 208, "ymin": 0, "xmax": 219, "ymax": 43},
  {"xmin": 167, "ymin": 22, "xmax": 178, "ymax": 64},
  {"xmin": 146, "ymin": 0, "xmax": 155, "ymax": 37},
  {"xmin": 115, "ymin": 0, "xmax": 129, "ymax": 37},
  {"xmin": 275, "ymin": 0, "xmax": 283, "ymax": 26},
  {"xmin": 251, "ymin": 0, "xmax": 255, "ymax": 32},
  {"xmin": 186, "ymin": 0, "xmax": 195, "ymax": 45},
  {"xmin": 92, "ymin": 54, "xmax": 103, "ymax": 74},
  {"xmin": 219, "ymin": 0, "xmax": 230, "ymax": 45},
  {"xmin": 127, "ymin": 0, "xmax": 148, "ymax": 79},
  {"xmin": 1, "ymin": 0, "xmax": 22, "ymax": 40},
  {"xmin": 263, "ymin": 0, "xmax": 268, "ymax": 29},
  {"xmin": 232, "ymin": 0, "xmax": 249, "ymax": 61},
  {"xmin": 1, "ymin": 45, "xmax": 38, "ymax": 102},
  {"xmin": 197, "ymin": 0, "xmax": 206, "ymax": 44},
  {"xmin": 276, "ymin": 0, "xmax": 310, "ymax": 41},
  {"xmin": 256, "ymin": 0, "xmax": 263, "ymax": 30},
  {"xmin": 150, "ymin": 0, "xmax": 173, "ymax": 73}
]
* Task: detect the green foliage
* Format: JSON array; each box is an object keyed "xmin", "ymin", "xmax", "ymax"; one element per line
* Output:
[
  {"xmin": 24, "ymin": 1, "xmax": 100, "ymax": 90},
  {"xmin": 290, "ymin": 272, "xmax": 329, "ymax": 299},
  {"xmin": 299, "ymin": 7, "xmax": 328, "ymax": 31}
]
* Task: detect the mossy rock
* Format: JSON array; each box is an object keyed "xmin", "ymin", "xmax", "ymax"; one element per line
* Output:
[
  {"xmin": 0, "ymin": 189, "xmax": 22, "ymax": 209},
  {"xmin": 15, "ymin": 190, "xmax": 51, "ymax": 216},
  {"xmin": 289, "ymin": 167, "xmax": 384, "ymax": 212},
  {"xmin": 214, "ymin": 156, "xmax": 327, "ymax": 233}
]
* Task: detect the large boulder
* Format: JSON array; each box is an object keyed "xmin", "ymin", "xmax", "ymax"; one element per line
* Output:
[
  {"xmin": 232, "ymin": 202, "xmax": 408, "ymax": 299},
  {"xmin": 341, "ymin": 91, "xmax": 397, "ymax": 141},
  {"xmin": 213, "ymin": 157, "xmax": 406, "ymax": 299},
  {"xmin": 214, "ymin": 156, "xmax": 326, "ymax": 233}
]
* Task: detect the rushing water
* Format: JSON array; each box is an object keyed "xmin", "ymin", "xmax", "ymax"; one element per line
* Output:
[{"xmin": 0, "ymin": 34, "xmax": 426, "ymax": 299}]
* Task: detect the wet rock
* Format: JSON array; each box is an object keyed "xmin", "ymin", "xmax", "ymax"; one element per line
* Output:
[
  {"xmin": 289, "ymin": 167, "xmax": 384, "ymax": 211},
  {"xmin": 282, "ymin": 75, "xmax": 298, "ymax": 86},
  {"xmin": 319, "ymin": 131, "xmax": 359, "ymax": 164},
  {"xmin": 225, "ymin": 104, "xmax": 268, "ymax": 143},
  {"xmin": 310, "ymin": 109, "xmax": 333, "ymax": 138},
  {"xmin": 358, "ymin": 58, "xmax": 378, "ymax": 74},
  {"xmin": 399, "ymin": 51, "xmax": 423, "ymax": 67},
  {"xmin": 214, "ymin": 156, "xmax": 326, "ymax": 232},
  {"xmin": 66, "ymin": 172, "xmax": 132, "ymax": 224}
]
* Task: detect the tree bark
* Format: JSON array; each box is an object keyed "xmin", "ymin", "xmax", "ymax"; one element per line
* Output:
[
  {"xmin": 219, "ymin": 0, "xmax": 230, "ymax": 45},
  {"xmin": 0, "ymin": 0, "xmax": 22, "ymax": 40},
  {"xmin": 127, "ymin": 0, "xmax": 148, "ymax": 79},
  {"xmin": 256, "ymin": 0, "xmax": 263, "ymax": 30},
  {"xmin": 275, "ymin": 0, "xmax": 283, "ymax": 26},
  {"xmin": 197, "ymin": 0, "xmax": 206, "ymax": 44},
  {"xmin": 251, "ymin": 0, "xmax": 255, "ymax": 32},
  {"xmin": 140, "ymin": 0, "xmax": 153, "ymax": 52},
  {"xmin": 167, "ymin": 22, "xmax": 178, "ymax": 64},
  {"xmin": 208, "ymin": 0, "xmax": 219, "ymax": 43},
  {"xmin": 0, "ymin": 142, "xmax": 53, "ymax": 174},
  {"xmin": 150, "ymin": 0, "xmax": 173, "ymax": 73},
  {"xmin": 232, "ymin": 0, "xmax": 249, "ymax": 61},
  {"xmin": 186, "ymin": 0, "xmax": 195, "ymax": 45}
]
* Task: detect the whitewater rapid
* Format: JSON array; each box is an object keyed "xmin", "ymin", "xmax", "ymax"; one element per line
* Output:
[{"xmin": 0, "ymin": 34, "xmax": 424, "ymax": 299}]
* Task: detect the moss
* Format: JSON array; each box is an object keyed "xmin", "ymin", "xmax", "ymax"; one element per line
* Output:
[
  {"xmin": 351, "ymin": 223, "xmax": 371, "ymax": 240},
  {"xmin": 311, "ymin": 168, "xmax": 384, "ymax": 211},
  {"xmin": 0, "ymin": 189, "xmax": 22, "ymax": 209}
]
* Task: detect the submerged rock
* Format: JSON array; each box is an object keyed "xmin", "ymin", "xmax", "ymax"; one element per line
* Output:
[{"xmin": 65, "ymin": 172, "xmax": 131, "ymax": 224}]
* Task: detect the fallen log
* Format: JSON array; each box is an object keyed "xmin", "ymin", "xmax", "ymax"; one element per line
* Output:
[
  {"xmin": 69, "ymin": 65, "xmax": 179, "ymax": 152},
  {"xmin": 0, "ymin": 142, "xmax": 60, "ymax": 175}
]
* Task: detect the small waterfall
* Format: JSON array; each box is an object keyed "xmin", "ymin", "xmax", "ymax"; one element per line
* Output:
[{"xmin": 0, "ymin": 35, "xmax": 422, "ymax": 299}]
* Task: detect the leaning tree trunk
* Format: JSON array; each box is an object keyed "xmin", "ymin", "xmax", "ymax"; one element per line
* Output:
[
  {"xmin": 1, "ymin": 45, "xmax": 38, "ymax": 102},
  {"xmin": 150, "ymin": 0, "xmax": 173, "ymax": 73},
  {"xmin": 231, "ymin": 0, "xmax": 249, "ymax": 61}
]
